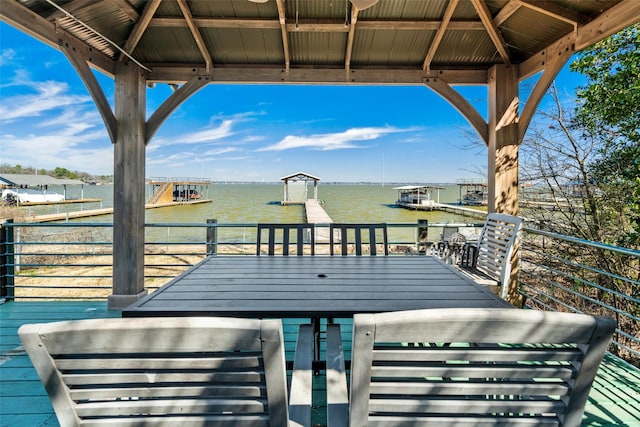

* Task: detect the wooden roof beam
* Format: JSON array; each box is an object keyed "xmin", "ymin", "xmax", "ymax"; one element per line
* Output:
[
  {"xmin": 121, "ymin": 0, "xmax": 161, "ymax": 60},
  {"xmin": 345, "ymin": 5, "xmax": 359, "ymax": 74},
  {"xmin": 494, "ymin": 0, "xmax": 521, "ymax": 26},
  {"xmin": 177, "ymin": 0, "xmax": 213, "ymax": 72},
  {"xmin": 0, "ymin": 0, "xmax": 115, "ymax": 75},
  {"xmin": 275, "ymin": 0, "xmax": 291, "ymax": 74},
  {"xmin": 471, "ymin": 0, "xmax": 511, "ymax": 66},
  {"xmin": 423, "ymin": 0, "xmax": 459, "ymax": 72},
  {"xmin": 575, "ymin": 0, "xmax": 640, "ymax": 50},
  {"xmin": 149, "ymin": 17, "xmax": 484, "ymax": 32},
  {"xmin": 146, "ymin": 66, "xmax": 488, "ymax": 85}
]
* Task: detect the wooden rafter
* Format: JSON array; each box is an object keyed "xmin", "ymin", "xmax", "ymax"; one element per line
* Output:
[
  {"xmin": 471, "ymin": 0, "xmax": 511, "ymax": 65},
  {"xmin": 345, "ymin": 6, "xmax": 359, "ymax": 73},
  {"xmin": 110, "ymin": 0, "xmax": 140, "ymax": 22},
  {"xmin": 176, "ymin": 0, "xmax": 213, "ymax": 71},
  {"xmin": 121, "ymin": 0, "xmax": 161, "ymax": 60},
  {"xmin": 494, "ymin": 0, "xmax": 521, "ymax": 26},
  {"xmin": 275, "ymin": 0, "xmax": 290, "ymax": 73},
  {"xmin": 518, "ymin": 0, "xmax": 578, "ymax": 33},
  {"xmin": 423, "ymin": 0, "xmax": 459, "ymax": 72}
]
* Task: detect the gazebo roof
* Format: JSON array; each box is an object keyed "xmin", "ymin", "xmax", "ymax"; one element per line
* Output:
[
  {"xmin": 280, "ymin": 172, "xmax": 321, "ymax": 182},
  {"xmin": 2, "ymin": 1, "xmax": 637, "ymax": 86}
]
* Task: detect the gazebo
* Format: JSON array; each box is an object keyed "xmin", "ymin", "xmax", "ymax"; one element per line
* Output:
[
  {"xmin": 2, "ymin": 0, "xmax": 638, "ymax": 308},
  {"xmin": 281, "ymin": 172, "xmax": 321, "ymax": 205}
]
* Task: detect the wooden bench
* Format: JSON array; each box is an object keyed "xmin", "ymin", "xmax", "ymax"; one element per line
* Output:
[
  {"xmin": 257, "ymin": 222, "xmax": 315, "ymax": 256},
  {"xmin": 327, "ymin": 308, "xmax": 616, "ymax": 427},
  {"xmin": 329, "ymin": 223, "xmax": 388, "ymax": 256},
  {"xmin": 19, "ymin": 317, "xmax": 313, "ymax": 427},
  {"xmin": 459, "ymin": 213, "xmax": 523, "ymax": 298}
]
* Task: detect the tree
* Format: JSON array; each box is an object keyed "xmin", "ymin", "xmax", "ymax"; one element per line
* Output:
[{"xmin": 570, "ymin": 24, "xmax": 640, "ymax": 246}]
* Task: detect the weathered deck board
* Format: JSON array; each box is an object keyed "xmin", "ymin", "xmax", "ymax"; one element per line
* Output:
[{"xmin": 1, "ymin": 301, "xmax": 638, "ymax": 427}]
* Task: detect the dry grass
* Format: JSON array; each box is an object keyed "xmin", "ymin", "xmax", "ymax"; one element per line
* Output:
[{"xmin": 12, "ymin": 244, "xmax": 254, "ymax": 300}]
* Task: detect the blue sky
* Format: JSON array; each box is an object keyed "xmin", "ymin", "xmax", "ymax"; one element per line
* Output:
[{"xmin": 0, "ymin": 21, "xmax": 584, "ymax": 183}]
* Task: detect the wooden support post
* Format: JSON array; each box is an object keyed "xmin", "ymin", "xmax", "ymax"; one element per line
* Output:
[
  {"xmin": 108, "ymin": 61, "xmax": 148, "ymax": 310},
  {"xmin": 488, "ymin": 64, "xmax": 521, "ymax": 305},
  {"xmin": 488, "ymin": 64, "xmax": 519, "ymax": 216}
]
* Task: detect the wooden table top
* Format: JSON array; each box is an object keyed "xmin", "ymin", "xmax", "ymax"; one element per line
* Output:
[{"xmin": 123, "ymin": 255, "xmax": 511, "ymax": 318}]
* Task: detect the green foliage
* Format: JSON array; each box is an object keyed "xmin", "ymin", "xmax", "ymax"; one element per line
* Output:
[
  {"xmin": 570, "ymin": 24, "xmax": 640, "ymax": 247},
  {"xmin": 53, "ymin": 166, "xmax": 78, "ymax": 179},
  {"xmin": 570, "ymin": 24, "xmax": 640, "ymax": 142}
]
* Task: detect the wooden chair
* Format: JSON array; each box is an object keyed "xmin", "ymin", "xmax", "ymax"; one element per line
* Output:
[
  {"xmin": 329, "ymin": 223, "xmax": 388, "ymax": 256},
  {"xmin": 327, "ymin": 308, "xmax": 616, "ymax": 427},
  {"xmin": 460, "ymin": 213, "xmax": 524, "ymax": 298},
  {"xmin": 19, "ymin": 317, "xmax": 313, "ymax": 427},
  {"xmin": 257, "ymin": 223, "xmax": 315, "ymax": 256}
]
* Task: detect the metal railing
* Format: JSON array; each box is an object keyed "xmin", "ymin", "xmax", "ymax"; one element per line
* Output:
[
  {"xmin": 519, "ymin": 226, "xmax": 640, "ymax": 365},
  {"xmin": 0, "ymin": 220, "xmax": 475, "ymax": 301},
  {"xmin": 1, "ymin": 219, "xmax": 638, "ymax": 366}
]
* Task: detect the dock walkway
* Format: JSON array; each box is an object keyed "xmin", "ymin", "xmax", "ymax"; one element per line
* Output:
[{"xmin": 304, "ymin": 200, "xmax": 332, "ymax": 244}]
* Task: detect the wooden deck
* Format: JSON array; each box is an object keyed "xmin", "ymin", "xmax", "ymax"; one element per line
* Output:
[{"xmin": 1, "ymin": 301, "xmax": 639, "ymax": 426}]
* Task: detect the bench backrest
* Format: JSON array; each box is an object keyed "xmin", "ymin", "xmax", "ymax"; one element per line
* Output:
[
  {"xmin": 474, "ymin": 213, "xmax": 523, "ymax": 289},
  {"xmin": 349, "ymin": 308, "xmax": 616, "ymax": 427},
  {"xmin": 329, "ymin": 223, "xmax": 388, "ymax": 256},
  {"xmin": 19, "ymin": 317, "xmax": 290, "ymax": 427},
  {"xmin": 257, "ymin": 223, "xmax": 315, "ymax": 255}
]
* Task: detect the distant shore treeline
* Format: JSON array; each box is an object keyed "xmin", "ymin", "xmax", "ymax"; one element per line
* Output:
[{"xmin": 0, "ymin": 163, "xmax": 113, "ymax": 184}]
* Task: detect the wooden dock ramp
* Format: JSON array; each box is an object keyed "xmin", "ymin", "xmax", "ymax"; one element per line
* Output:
[{"xmin": 304, "ymin": 200, "xmax": 332, "ymax": 245}]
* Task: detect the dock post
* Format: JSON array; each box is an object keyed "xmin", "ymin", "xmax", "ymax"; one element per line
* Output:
[
  {"xmin": 0, "ymin": 219, "xmax": 15, "ymax": 301},
  {"xmin": 206, "ymin": 219, "xmax": 217, "ymax": 255}
]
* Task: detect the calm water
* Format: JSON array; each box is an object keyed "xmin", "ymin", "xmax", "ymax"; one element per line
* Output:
[{"xmin": 17, "ymin": 183, "xmax": 482, "ymax": 243}]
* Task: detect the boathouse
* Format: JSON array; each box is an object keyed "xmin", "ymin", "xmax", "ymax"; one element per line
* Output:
[
  {"xmin": 281, "ymin": 172, "xmax": 320, "ymax": 205},
  {"xmin": 146, "ymin": 178, "xmax": 211, "ymax": 205}
]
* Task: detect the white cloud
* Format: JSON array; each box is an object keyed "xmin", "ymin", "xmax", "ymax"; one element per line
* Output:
[
  {"xmin": 0, "ymin": 77, "xmax": 91, "ymax": 122},
  {"xmin": 0, "ymin": 48, "xmax": 15, "ymax": 66},
  {"xmin": 156, "ymin": 119, "xmax": 235, "ymax": 146},
  {"xmin": 258, "ymin": 126, "xmax": 410, "ymax": 151}
]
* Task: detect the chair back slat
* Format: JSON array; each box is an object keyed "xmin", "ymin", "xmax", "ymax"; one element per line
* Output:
[
  {"xmin": 349, "ymin": 308, "xmax": 615, "ymax": 427},
  {"xmin": 472, "ymin": 213, "xmax": 523, "ymax": 291},
  {"xmin": 19, "ymin": 317, "xmax": 290, "ymax": 427},
  {"xmin": 257, "ymin": 223, "xmax": 315, "ymax": 256},
  {"xmin": 329, "ymin": 223, "xmax": 388, "ymax": 256}
]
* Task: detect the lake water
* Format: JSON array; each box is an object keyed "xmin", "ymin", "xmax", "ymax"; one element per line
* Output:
[{"xmin": 16, "ymin": 183, "xmax": 484, "ymax": 243}]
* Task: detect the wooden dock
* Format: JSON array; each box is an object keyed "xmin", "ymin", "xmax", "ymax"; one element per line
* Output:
[
  {"xmin": 20, "ymin": 199, "xmax": 212, "ymax": 223},
  {"xmin": 433, "ymin": 202, "xmax": 487, "ymax": 220},
  {"xmin": 304, "ymin": 200, "xmax": 332, "ymax": 243}
]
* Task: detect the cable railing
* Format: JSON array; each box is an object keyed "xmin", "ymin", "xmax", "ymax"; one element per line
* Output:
[
  {"xmin": 1, "ymin": 219, "xmax": 638, "ymax": 366},
  {"xmin": 519, "ymin": 226, "xmax": 640, "ymax": 366},
  {"xmin": 0, "ymin": 220, "xmax": 478, "ymax": 301}
]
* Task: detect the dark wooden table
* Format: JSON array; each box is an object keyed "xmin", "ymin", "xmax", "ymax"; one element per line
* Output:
[{"xmin": 123, "ymin": 255, "xmax": 510, "ymax": 318}]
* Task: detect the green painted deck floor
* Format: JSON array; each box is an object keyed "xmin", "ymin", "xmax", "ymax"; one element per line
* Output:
[{"xmin": 1, "ymin": 301, "xmax": 639, "ymax": 427}]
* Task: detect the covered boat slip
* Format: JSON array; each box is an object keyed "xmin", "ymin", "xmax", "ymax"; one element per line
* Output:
[
  {"xmin": 1, "ymin": 0, "xmax": 638, "ymax": 305},
  {"xmin": 394, "ymin": 185, "xmax": 444, "ymax": 210}
]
